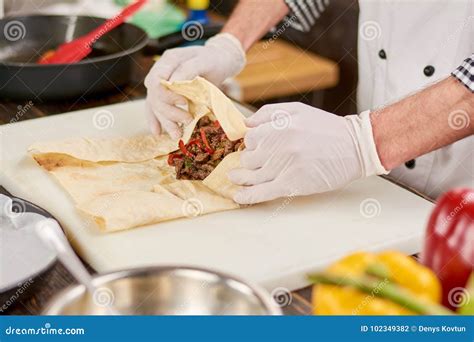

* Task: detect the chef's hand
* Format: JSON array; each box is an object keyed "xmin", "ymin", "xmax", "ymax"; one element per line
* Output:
[
  {"xmin": 144, "ymin": 33, "xmax": 246, "ymax": 139},
  {"xmin": 228, "ymin": 103, "xmax": 388, "ymax": 204}
]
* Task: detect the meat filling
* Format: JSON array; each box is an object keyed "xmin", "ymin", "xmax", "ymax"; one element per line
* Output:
[{"xmin": 167, "ymin": 117, "xmax": 244, "ymax": 180}]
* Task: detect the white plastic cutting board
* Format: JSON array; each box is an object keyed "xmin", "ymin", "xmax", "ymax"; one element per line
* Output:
[{"xmin": 0, "ymin": 100, "xmax": 433, "ymax": 291}]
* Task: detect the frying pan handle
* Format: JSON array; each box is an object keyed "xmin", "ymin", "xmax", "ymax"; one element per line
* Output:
[{"xmin": 143, "ymin": 23, "xmax": 224, "ymax": 56}]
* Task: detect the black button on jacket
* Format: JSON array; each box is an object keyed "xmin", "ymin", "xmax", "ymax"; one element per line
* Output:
[{"xmin": 424, "ymin": 65, "xmax": 435, "ymax": 77}]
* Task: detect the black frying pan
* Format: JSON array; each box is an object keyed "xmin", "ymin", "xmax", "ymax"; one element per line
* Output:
[{"xmin": 0, "ymin": 15, "xmax": 224, "ymax": 102}]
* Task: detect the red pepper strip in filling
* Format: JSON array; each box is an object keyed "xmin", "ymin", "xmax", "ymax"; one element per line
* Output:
[
  {"xmin": 179, "ymin": 140, "xmax": 194, "ymax": 158},
  {"xmin": 214, "ymin": 120, "xmax": 220, "ymax": 128},
  {"xmin": 167, "ymin": 153, "xmax": 182, "ymax": 166},
  {"xmin": 200, "ymin": 128, "xmax": 215, "ymax": 154},
  {"xmin": 187, "ymin": 139, "xmax": 203, "ymax": 151}
]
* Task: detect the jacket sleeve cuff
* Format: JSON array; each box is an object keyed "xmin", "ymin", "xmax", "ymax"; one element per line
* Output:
[{"xmin": 452, "ymin": 54, "xmax": 474, "ymax": 92}]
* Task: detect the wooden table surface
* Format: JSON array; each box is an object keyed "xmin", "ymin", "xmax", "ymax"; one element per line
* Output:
[{"xmin": 0, "ymin": 53, "xmax": 314, "ymax": 316}]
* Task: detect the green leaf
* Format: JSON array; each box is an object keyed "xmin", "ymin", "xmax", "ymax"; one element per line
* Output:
[{"xmin": 184, "ymin": 158, "xmax": 193, "ymax": 169}]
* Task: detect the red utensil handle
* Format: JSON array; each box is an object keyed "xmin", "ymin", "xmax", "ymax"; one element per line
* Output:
[{"xmin": 84, "ymin": 0, "xmax": 147, "ymax": 44}]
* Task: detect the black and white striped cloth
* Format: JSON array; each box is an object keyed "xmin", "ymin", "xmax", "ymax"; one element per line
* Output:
[
  {"xmin": 284, "ymin": 0, "xmax": 330, "ymax": 32},
  {"xmin": 452, "ymin": 55, "xmax": 474, "ymax": 93},
  {"xmin": 284, "ymin": 0, "xmax": 474, "ymax": 93}
]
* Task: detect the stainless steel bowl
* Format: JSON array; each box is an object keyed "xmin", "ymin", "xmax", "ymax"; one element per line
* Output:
[{"xmin": 43, "ymin": 266, "xmax": 281, "ymax": 315}]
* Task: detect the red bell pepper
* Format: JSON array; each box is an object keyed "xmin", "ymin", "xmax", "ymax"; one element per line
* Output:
[
  {"xmin": 178, "ymin": 140, "xmax": 194, "ymax": 158},
  {"xmin": 421, "ymin": 188, "xmax": 474, "ymax": 310},
  {"xmin": 167, "ymin": 153, "xmax": 182, "ymax": 166},
  {"xmin": 200, "ymin": 128, "xmax": 215, "ymax": 154},
  {"xmin": 187, "ymin": 139, "xmax": 204, "ymax": 152}
]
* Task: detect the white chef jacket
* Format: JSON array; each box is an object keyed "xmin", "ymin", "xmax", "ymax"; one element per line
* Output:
[
  {"xmin": 286, "ymin": 0, "xmax": 474, "ymax": 199},
  {"xmin": 357, "ymin": 0, "xmax": 473, "ymax": 199}
]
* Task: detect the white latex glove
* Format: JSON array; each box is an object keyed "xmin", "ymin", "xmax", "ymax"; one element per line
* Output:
[
  {"xmin": 144, "ymin": 33, "xmax": 246, "ymax": 139},
  {"xmin": 228, "ymin": 103, "xmax": 388, "ymax": 204}
]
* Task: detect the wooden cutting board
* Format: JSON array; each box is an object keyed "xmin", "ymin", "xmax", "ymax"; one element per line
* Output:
[
  {"xmin": 234, "ymin": 40, "xmax": 339, "ymax": 102},
  {"xmin": 0, "ymin": 100, "xmax": 433, "ymax": 292}
]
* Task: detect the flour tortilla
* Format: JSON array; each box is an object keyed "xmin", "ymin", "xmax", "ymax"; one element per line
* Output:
[
  {"xmin": 33, "ymin": 153, "xmax": 173, "ymax": 204},
  {"xmin": 29, "ymin": 77, "xmax": 248, "ymax": 232},
  {"xmin": 77, "ymin": 189, "xmax": 185, "ymax": 232},
  {"xmin": 76, "ymin": 181, "xmax": 238, "ymax": 232},
  {"xmin": 29, "ymin": 134, "xmax": 176, "ymax": 163},
  {"xmin": 162, "ymin": 77, "xmax": 247, "ymax": 199},
  {"xmin": 33, "ymin": 153, "xmax": 238, "ymax": 232},
  {"xmin": 28, "ymin": 79, "xmax": 247, "ymax": 166},
  {"xmin": 202, "ymin": 152, "xmax": 243, "ymax": 200},
  {"xmin": 161, "ymin": 180, "xmax": 239, "ymax": 216},
  {"xmin": 162, "ymin": 77, "xmax": 248, "ymax": 142}
]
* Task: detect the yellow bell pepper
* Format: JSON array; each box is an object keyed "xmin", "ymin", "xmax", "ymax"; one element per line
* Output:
[{"xmin": 309, "ymin": 251, "xmax": 447, "ymax": 315}]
